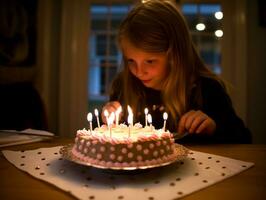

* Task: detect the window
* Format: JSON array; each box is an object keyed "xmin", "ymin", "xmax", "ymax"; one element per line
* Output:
[
  {"xmin": 88, "ymin": 1, "xmax": 223, "ymax": 110},
  {"xmin": 182, "ymin": 3, "xmax": 223, "ymax": 74},
  {"xmin": 88, "ymin": 4, "xmax": 132, "ymax": 110}
]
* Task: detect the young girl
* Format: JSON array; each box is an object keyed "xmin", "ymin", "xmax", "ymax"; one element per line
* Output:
[{"xmin": 101, "ymin": 0, "xmax": 251, "ymax": 144}]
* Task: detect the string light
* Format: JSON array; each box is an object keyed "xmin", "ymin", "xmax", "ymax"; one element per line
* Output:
[
  {"xmin": 196, "ymin": 23, "xmax": 206, "ymax": 31},
  {"xmin": 215, "ymin": 11, "xmax": 223, "ymax": 20},
  {"xmin": 215, "ymin": 30, "xmax": 223, "ymax": 38}
]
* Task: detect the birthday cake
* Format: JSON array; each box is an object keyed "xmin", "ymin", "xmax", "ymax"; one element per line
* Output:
[{"xmin": 71, "ymin": 123, "xmax": 188, "ymax": 169}]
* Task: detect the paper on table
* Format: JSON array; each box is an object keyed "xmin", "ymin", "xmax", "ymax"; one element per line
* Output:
[
  {"xmin": 0, "ymin": 129, "xmax": 54, "ymax": 147},
  {"xmin": 2, "ymin": 146, "xmax": 254, "ymax": 200}
]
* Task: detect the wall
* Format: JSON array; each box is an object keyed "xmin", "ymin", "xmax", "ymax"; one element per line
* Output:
[
  {"xmin": 246, "ymin": 0, "xmax": 266, "ymax": 143},
  {"xmin": 37, "ymin": 0, "xmax": 89, "ymax": 137},
  {"xmin": 37, "ymin": 0, "xmax": 61, "ymax": 134}
]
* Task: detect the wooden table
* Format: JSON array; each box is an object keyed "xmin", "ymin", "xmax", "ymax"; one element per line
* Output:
[{"xmin": 0, "ymin": 138, "xmax": 265, "ymax": 200}]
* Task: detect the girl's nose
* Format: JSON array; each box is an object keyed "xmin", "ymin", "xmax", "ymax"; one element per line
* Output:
[{"xmin": 135, "ymin": 64, "xmax": 146, "ymax": 77}]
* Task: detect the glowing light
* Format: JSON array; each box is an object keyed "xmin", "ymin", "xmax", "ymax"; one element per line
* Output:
[
  {"xmin": 104, "ymin": 110, "xmax": 109, "ymax": 117},
  {"xmin": 94, "ymin": 109, "xmax": 100, "ymax": 128},
  {"xmin": 87, "ymin": 112, "xmax": 93, "ymax": 132},
  {"xmin": 127, "ymin": 114, "xmax": 133, "ymax": 126},
  {"xmin": 127, "ymin": 105, "xmax": 134, "ymax": 137},
  {"xmin": 144, "ymin": 108, "xmax": 149, "ymax": 126},
  {"xmin": 163, "ymin": 112, "xmax": 168, "ymax": 132},
  {"xmin": 147, "ymin": 114, "xmax": 152, "ymax": 125},
  {"xmin": 115, "ymin": 106, "xmax": 122, "ymax": 126},
  {"xmin": 144, "ymin": 108, "xmax": 148, "ymax": 115},
  {"xmin": 127, "ymin": 105, "xmax": 133, "ymax": 125},
  {"xmin": 215, "ymin": 30, "xmax": 223, "ymax": 37},
  {"xmin": 163, "ymin": 112, "xmax": 168, "ymax": 120},
  {"xmin": 215, "ymin": 11, "xmax": 223, "ymax": 20},
  {"xmin": 87, "ymin": 113, "xmax": 92, "ymax": 122},
  {"xmin": 104, "ymin": 110, "xmax": 109, "ymax": 127},
  {"xmin": 196, "ymin": 23, "xmax": 206, "ymax": 31},
  {"xmin": 109, "ymin": 112, "xmax": 115, "ymax": 125}
]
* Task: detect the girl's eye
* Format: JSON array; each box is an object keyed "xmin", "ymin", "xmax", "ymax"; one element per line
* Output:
[
  {"xmin": 127, "ymin": 60, "xmax": 136, "ymax": 70},
  {"xmin": 146, "ymin": 60, "xmax": 155, "ymax": 64},
  {"xmin": 127, "ymin": 59, "xmax": 134, "ymax": 65}
]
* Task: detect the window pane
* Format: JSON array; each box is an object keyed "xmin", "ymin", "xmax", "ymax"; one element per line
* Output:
[
  {"xmin": 182, "ymin": 3, "xmax": 223, "ymax": 75},
  {"xmin": 96, "ymin": 35, "xmax": 118, "ymax": 56},
  {"xmin": 88, "ymin": 4, "xmax": 131, "ymax": 111},
  {"xmin": 88, "ymin": 2, "xmax": 223, "ymax": 111}
]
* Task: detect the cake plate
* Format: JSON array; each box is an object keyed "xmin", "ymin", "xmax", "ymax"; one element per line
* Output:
[{"xmin": 60, "ymin": 143, "xmax": 189, "ymax": 171}]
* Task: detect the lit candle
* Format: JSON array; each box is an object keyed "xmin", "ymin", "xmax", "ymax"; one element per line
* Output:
[
  {"xmin": 109, "ymin": 112, "xmax": 115, "ymax": 137},
  {"xmin": 163, "ymin": 112, "xmax": 168, "ymax": 132},
  {"xmin": 127, "ymin": 113, "xmax": 133, "ymax": 137},
  {"xmin": 87, "ymin": 112, "xmax": 93, "ymax": 132},
  {"xmin": 104, "ymin": 110, "xmax": 109, "ymax": 125},
  {"xmin": 147, "ymin": 114, "xmax": 152, "ymax": 130},
  {"xmin": 127, "ymin": 105, "xmax": 133, "ymax": 137},
  {"xmin": 94, "ymin": 109, "xmax": 100, "ymax": 128},
  {"xmin": 127, "ymin": 105, "xmax": 134, "ymax": 125},
  {"xmin": 103, "ymin": 110, "xmax": 109, "ymax": 136},
  {"xmin": 115, "ymin": 106, "xmax": 122, "ymax": 126},
  {"xmin": 144, "ymin": 108, "xmax": 148, "ymax": 127}
]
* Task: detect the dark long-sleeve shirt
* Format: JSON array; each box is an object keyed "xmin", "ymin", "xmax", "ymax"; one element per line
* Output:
[{"xmin": 110, "ymin": 76, "xmax": 252, "ymax": 144}]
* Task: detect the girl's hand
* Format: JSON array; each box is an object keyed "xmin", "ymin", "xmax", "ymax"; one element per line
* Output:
[
  {"xmin": 178, "ymin": 110, "xmax": 216, "ymax": 135},
  {"xmin": 101, "ymin": 101, "xmax": 122, "ymax": 124}
]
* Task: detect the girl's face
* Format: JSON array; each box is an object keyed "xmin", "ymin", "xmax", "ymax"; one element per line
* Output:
[{"xmin": 121, "ymin": 39, "xmax": 168, "ymax": 90}]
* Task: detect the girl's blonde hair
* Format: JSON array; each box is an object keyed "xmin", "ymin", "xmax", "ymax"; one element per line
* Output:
[{"xmin": 113, "ymin": 0, "xmax": 224, "ymax": 129}]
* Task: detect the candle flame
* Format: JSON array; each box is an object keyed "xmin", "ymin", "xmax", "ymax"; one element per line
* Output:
[
  {"xmin": 163, "ymin": 112, "xmax": 168, "ymax": 120},
  {"xmin": 115, "ymin": 106, "xmax": 122, "ymax": 126},
  {"xmin": 94, "ymin": 109, "xmax": 99, "ymax": 116},
  {"xmin": 127, "ymin": 105, "xmax": 133, "ymax": 115},
  {"xmin": 128, "ymin": 114, "xmax": 133, "ymax": 125},
  {"xmin": 104, "ymin": 110, "xmax": 109, "ymax": 117},
  {"xmin": 127, "ymin": 105, "xmax": 133, "ymax": 125},
  {"xmin": 116, "ymin": 106, "xmax": 122, "ymax": 114},
  {"xmin": 95, "ymin": 108, "xmax": 100, "ymax": 128},
  {"xmin": 87, "ymin": 112, "xmax": 92, "ymax": 122},
  {"xmin": 109, "ymin": 112, "xmax": 115, "ymax": 124},
  {"xmin": 144, "ymin": 108, "xmax": 148, "ymax": 115},
  {"xmin": 147, "ymin": 114, "xmax": 152, "ymax": 124}
]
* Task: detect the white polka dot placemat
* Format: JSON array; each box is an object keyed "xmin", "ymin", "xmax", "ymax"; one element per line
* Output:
[{"xmin": 2, "ymin": 146, "xmax": 254, "ymax": 200}]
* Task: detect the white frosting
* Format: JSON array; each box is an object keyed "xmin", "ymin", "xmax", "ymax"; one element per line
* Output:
[{"xmin": 78, "ymin": 124, "xmax": 171, "ymax": 143}]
